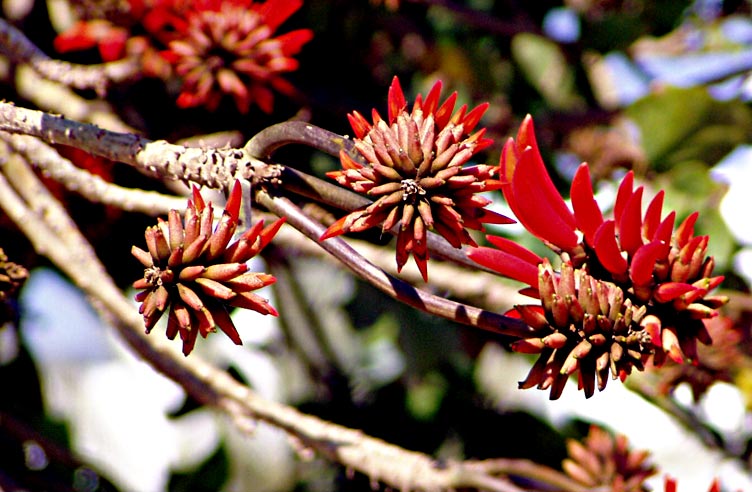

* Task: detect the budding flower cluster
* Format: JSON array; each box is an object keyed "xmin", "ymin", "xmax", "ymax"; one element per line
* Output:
[
  {"xmin": 513, "ymin": 260, "xmax": 653, "ymax": 399},
  {"xmin": 132, "ymin": 181, "xmax": 283, "ymax": 355},
  {"xmin": 322, "ymin": 76, "xmax": 513, "ymax": 281}
]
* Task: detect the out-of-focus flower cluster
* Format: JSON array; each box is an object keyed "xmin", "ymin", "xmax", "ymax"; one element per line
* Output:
[
  {"xmin": 563, "ymin": 425, "xmax": 655, "ymax": 491},
  {"xmin": 321, "ymin": 76, "xmax": 513, "ymax": 281},
  {"xmin": 132, "ymin": 180, "xmax": 283, "ymax": 355},
  {"xmin": 54, "ymin": 0, "xmax": 313, "ymax": 113},
  {"xmin": 469, "ymin": 116, "xmax": 727, "ymax": 399}
]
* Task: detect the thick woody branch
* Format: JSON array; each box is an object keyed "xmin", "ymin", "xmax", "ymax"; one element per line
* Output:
[
  {"xmin": 0, "ymin": 18, "xmax": 140, "ymax": 94},
  {"xmin": 0, "ymin": 101, "xmax": 242, "ymax": 190},
  {"xmin": 256, "ymin": 190, "xmax": 533, "ymax": 339}
]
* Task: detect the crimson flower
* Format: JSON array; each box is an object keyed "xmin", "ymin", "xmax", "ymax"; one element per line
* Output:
[
  {"xmin": 53, "ymin": 0, "xmax": 312, "ymax": 113},
  {"xmin": 468, "ymin": 115, "xmax": 727, "ymax": 398},
  {"xmin": 159, "ymin": 0, "xmax": 313, "ymax": 113},
  {"xmin": 321, "ymin": 76, "xmax": 514, "ymax": 281},
  {"xmin": 132, "ymin": 180, "xmax": 283, "ymax": 355}
]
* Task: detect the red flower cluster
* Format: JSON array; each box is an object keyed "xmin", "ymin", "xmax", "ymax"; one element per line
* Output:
[
  {"xmin": 321, "ymin": 76, "xmax": 513, "ymax": 281},
  {"xmin": 54, "ymin": 0, "xmax": 312, "ymax": 113},
  {"xmin": 468, "ymin": 116, "xmax": 727, "ymax": 398},
  {"xmin": 132, "ymin": 180, "xmax": 283, "ymax": 355}
]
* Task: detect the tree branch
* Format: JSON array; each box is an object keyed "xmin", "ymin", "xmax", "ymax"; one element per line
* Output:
[
  {"xmin": 0, "ymin": 18, "xmax": 141, "ymax": 94},
  {"xmin": 256, "ymin": 190, "xmax": 533, "ymax": 339}
]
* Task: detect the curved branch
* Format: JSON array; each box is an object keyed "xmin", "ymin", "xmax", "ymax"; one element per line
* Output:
[
  {"xmin": 0, "ymin": 18, "xmax": 141, "ymax": 94},
  {"xmin": 256, "ymin": 190, "xmax": 532, "ymax": 339}
]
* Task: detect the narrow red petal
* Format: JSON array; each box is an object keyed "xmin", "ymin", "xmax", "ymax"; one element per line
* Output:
[
  {"xmin": 467, "ymin": 246, "xmax": 539, "ymax": 287},
  {"xmin": 475, "ymin": 209, "xmax": 516, "ymax": 225},
  {"xmin": 593, "ymin": 220, "xmax": 628, "ymax": 276},
  {"xmin": 422, "ymin": 80, "xmax": 443, "ymax": 115},
  {"xmin": 192, "ymin": 185, "xmax": 206, "ymax": 212},
  {"xmin": 347, "ymin": 111, "xmax": 372, "ymax": 139},
  {"xmin": 613, "ymin": 171, "xmax": 634, "ymax": 222},
  {"xmin": 485, "ymin": 234, "xmax": 543, "ymax": 266},
  {"xmin": 643, "ymin": 190, "xmax": 664, "ymax": 241},
  {"xmin": 618, "ymin": 186, "xmax": 645, "ymax": 257},
  {"xmin": 435, "ymin": 91, "xmax": 458, "ymax": 129},
  {"xmin": 675, "ymin": 211, "xmax": 699, "ymax": 248},
  {"xmin": 259, "ymin": 0, "xmax": 303, "ymax": 31},
  {"xmin": 629, "ymin": 241, "xmax": 664, "ymax": 286},
  {"xmin": 320, "ymin": 215, "xmax": 350, "ymax": 240},
  {"xmin": 462, "ymin": 102, "xmax": 489, "ymax": 133},
  {"xmin": 654, "ymin": 282, "xmax": 696, "ymax": 303},
  {"xmin": 515, "ymin": 114, "xmax": 538, "ymax": 154},
  {"xmin": 653, "ymin": 210, "xmax": 676, "ymax": 247},
  {"xmin": 225, "ymin": 179, "xmax": 242, "ymax": 223},
  {"xmin": 571, "ymin": 163, "xmax": 604, "ymax": 246},
  {"xmin": 511, "ymin": 148, "xmax": 578, "ymax": 250},
  {"xmin": 388, "ymin": 76, "xmax": 407, "ymax": 123}
]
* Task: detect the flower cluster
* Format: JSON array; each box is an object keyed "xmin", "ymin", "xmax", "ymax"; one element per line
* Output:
[
  {"xmin": 468, "ymin": 115, "xmax": 727, "ymax": 398},
  {"xmin": 132, "ymin": 180, "xmax": 283, "ymax": 355},
  {"xmin": 321, "ymin": 76, "xmax": 513, "ymax": 281},
  {"xmin": 54, "ymin": 0, "xmax": 312, "ymax": 113},
  {"xmin": 563, "ymin": 426, "xmax": 655, "ymax": 491}
]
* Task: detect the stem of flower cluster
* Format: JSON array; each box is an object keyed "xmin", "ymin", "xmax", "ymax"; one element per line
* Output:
[{"xmin": 256, "ymin": 189, "xmax": 533, "ymax": 338}]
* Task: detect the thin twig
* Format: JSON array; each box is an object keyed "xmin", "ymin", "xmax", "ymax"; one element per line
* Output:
[
  {"xmin": 0, "ymin": 18, "xmax": 141, "ymax": 95},
  {"xmin": 1, "ymin": 133, "xmax": 186, "ymax": 215},
  {"xmin": 256, "ymin": 190, "xmax": 533, "ymax": 339}
]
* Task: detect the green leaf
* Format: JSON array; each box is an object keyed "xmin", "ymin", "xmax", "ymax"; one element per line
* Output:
[{"xmin": 511, "ymin": 33, "xmax": 584, "ymax": 110}]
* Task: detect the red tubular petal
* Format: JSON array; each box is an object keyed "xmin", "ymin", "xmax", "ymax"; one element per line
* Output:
[
  {"xmin": 571, "ymin": 163, "xmax": 604, "ymax": 246},
  {"xmin": 593, "ymin": 220, "xmax": 628, "ymax": 276},
  {"xmin": 653, "ymin": 211, "xmax": 676, "ymax": 250},
  {"xmin": 511, "ymin": 148, "xmax": 578, "ymax": 250},
  {"xmin": 618, "ymin": 186, "xmax": 644, "ymax": 257},
  {"xmin": 499, "ymin": 138, "xmax": 519, "ymax": 208},
  {"xmin": 485, "ymin": 234, "xmax": 544, "ymax": 265},
  {"xmin": 435, "ymin": 92, "xmax": 458, "ymax": 129},
  {"xmin": 320, "ymin": 216, "xmax": 349, "ymax": 240},
  {"xmin": 191, "ymin": 185, "xmax": 206, "ymax": 212},
  {"xmin": 474, "ymin": 209, "xmax": 516, "ymax": 226},
  {"xmin": 388, "ymin": 76, "xmax": 407, "ymax": 123},
  {"xmin": 347, "ymin": 111, "xmax": 372, "ymax": 140},
  {"xmin": 462, "ymin": 102, "xmax": 489, "ymax": 133},
  {"xmin": 654, "ymin": 282, "xmax": 696, "ymax": 303},
  {"xmin": 642, "ymin": 190, "xmax": 664, "ymax": 241},
  {"xmin": 629, "ymin": 241, "xmax": 664, "ymax": 287},
  {"xmin": 422, "ymin": 80, "xmax": 443, "ymax": 114},
  {"xmin": 467, "ymin": 246, "xmax": 539, "ymax": 287},
  {"xmin": 515, "ymin": 115, "xmax": 538, "ymax": 154},
  {"xmin": 224, "ymin": 180, "xmax": 243, "ymax": 223},
  {"xmin": 258, "ymin": 0, "xmax": 303, "ymax": 30},
  {"xmin": 276, "ymin": 29, "xmax": 313, "ymax": 55},
  {"xmin": 613, "ymin": 171, "xmax": 634, "ymax": 222},
  {"xmin": 675, "ymin": 211, "xmax": 699, "ymax": 248}
]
